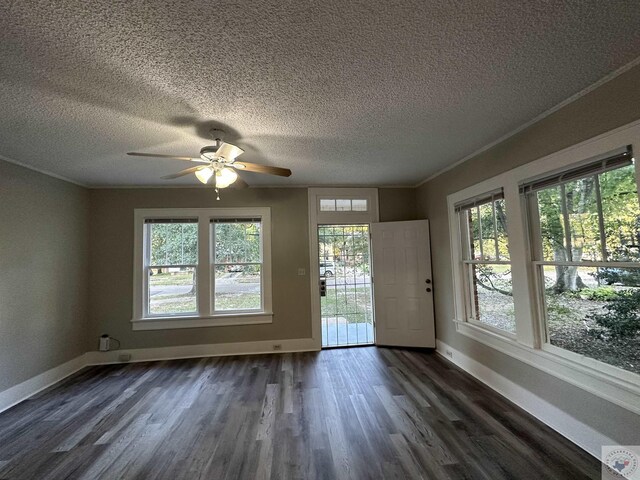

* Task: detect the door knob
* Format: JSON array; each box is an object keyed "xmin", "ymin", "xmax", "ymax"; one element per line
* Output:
[
  {"xmin": 426, "ymin": 287, "xmax": 432, "ymax": 292},
  {"xmin": 425, "ymin": 279, "xmax": 431, "ymax": 284}
]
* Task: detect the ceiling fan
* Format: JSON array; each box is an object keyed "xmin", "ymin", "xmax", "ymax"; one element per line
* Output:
[{"xmin": 127, "ymin": 130, "xmax": 291, "ymax": 199}]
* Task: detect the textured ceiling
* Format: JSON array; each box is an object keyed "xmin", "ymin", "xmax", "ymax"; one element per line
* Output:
[{"xmin": 1, "ymin": 1, "xmax": 640, "ymax": 187}]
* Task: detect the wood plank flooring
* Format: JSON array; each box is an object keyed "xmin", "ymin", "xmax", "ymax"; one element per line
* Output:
[{"xmin": 0, "ymin": 347, "xmax": 600, "ymax": 479}]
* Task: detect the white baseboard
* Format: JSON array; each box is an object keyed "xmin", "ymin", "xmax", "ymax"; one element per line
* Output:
[
  {"xmin": 0, "ymin": 354, "xmax": 89, "ymax": 414},
  {"xmin": 84, "ymin": 337, "xmax": 318, "ymax": 365},
  {"xmin": 0, "ymin": 338, "xmax": 318, "ymax": 415},
  {"xmin": 435, "ymin": 339, "xmax": 614, "ymax": 459}
]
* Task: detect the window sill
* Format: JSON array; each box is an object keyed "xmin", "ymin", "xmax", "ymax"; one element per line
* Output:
[
  {"xmin": 465, "ymin": 318, "xmax": 518, "ymax": 340},
  {"xmin": 453, "ymin": 319, "xmax": 640, "ymax": 415},
  {"xmin": 131, "ymin": 312, "xmax": 273, "ymax": 331}
]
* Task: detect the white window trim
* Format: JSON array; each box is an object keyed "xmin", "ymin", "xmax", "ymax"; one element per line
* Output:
[
  {"xmin": 314, "ymin": 190, "xmax": 379, "ymax": 225},
  {"xmin": 456, "ymin": 194, "xmax": 518, "ymax": 336},
  {"xmin": 132, "ymin": 207, "xmax": 272, "ymax": 330},
  {"xmin": 447, "ymin": 119, "xmax": 640, "ymax": 415},
  {"xmin": 318, "ymin": 197, "xmax": 370, "ymax": 214}
]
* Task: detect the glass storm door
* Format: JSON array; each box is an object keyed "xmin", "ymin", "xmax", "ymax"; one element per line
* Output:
[{"xmin": 318, "ymin": 224, "xmax": 375, "ymax": 347}]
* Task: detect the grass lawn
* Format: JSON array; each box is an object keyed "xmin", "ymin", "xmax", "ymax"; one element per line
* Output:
[
  {"xmin": 149, "ymin": 288, "xmax": 261, "ymax": 314},
  {"xmin": 321, "ymin": 286, "xmax": 373, "ymax": 324},
  {"xmin": 149, "ymin": 271, "xmax": 194, "ymax": 286},
  {"xmin": 214, "ymin": 293, "xmax": 261, "ymax": 311},
  {"xmin": 149, "ymin": 294, "xmax": 197, "ymax": 315}
]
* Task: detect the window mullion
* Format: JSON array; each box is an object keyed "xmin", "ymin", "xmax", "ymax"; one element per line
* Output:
[
  {"xmin": 197, "ymin": 216, "xmax": 211, "ymax": 316},
  {"xmin": 463, "ymin": 260, "xmax": 512, "ymax": 265},
  {"xmin": 526, "ymin": 193, "xmax": 543, "ymax": 262},
  {"xmin": 149, "ymin": 263, "xmax": 197, "ymax": 269},
  {"xmin": 477, "ymin": 206, "xmax": 484, "ymax": 260},
  {"xmin": 533, "ymin": 260, "xmax": 640, "ymax": 268},
  {"xmin": 492, "ymin": 201, "xmax": 500, "ymax": 260},
  {"xmin": 459, "ymin": 212, "xmax": 473, "ymax": 320},
  {"xmin": 524, "ymin": 191, "xmax": 548, "ymax": 348},
  {"xmin": 502, "ymin": 184, "xmax": 537, "ymax": 347},
  {"xmin": 466, "ymin": 264, "xmax": 477, "ymax": 321},
  {"xmin": 142, "ymin": 225, "xmax": 148, "ymax": 317},
  {"xmin": 144, "ymin": 224, "xmax": 153, "ymax": 318},
  {"xmin": 459, "ymin": 210, "xmax": 470, "ymax": 260},
  {"xmin": 215, "ymin": 261, "xmax": 261, "ymax": 266}
]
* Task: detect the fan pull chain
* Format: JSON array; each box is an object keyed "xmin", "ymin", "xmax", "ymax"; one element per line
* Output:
[{"xmin": 215, "ymin": 187, "xmax": 220, "ymax": 201}]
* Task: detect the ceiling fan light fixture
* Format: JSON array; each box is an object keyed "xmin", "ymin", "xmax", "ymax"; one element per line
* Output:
[
  {"xmin": 215, "ymin": 167, "xmax": 238, "ymax": 188},
  {"xmin": 128, "ymin": 137, "xmax": 291, "ymax": 186},
  {"xmin": 195, "ymin": 166, "xmax": 214, "ymax": 184}
]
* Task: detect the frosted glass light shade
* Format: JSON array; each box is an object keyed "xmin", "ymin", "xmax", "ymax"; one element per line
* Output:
[
  {"xmin": 195, "ymin": 167, "xmax": 214, "ymax": 184},
  {"xmin": 215, "ymin": 167, "xmax": 238, "ymax": 188}
]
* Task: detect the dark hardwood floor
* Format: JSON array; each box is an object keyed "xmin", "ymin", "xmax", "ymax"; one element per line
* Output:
[{"xmin": 0, "ymin": 347, "xmax": 600, "ymax": 479}]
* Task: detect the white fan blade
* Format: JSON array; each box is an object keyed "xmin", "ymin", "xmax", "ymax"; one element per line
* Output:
[
  {"xmin": 128, "ymin": 152, "xmax": 207, "ymax": 163},
  {"xmin": 216, "ymin": 142, "xmax": 244, "ymax": 161}
]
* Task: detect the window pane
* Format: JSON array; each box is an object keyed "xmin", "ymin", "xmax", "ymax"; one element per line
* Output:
[
  {"xmin": 478, "ymin": 202, "xmax": 496, "ymax": 260},
  {"xmin": 150, "ymin": 223, "xmax": 198, "ymax": 265},
  {"xmin": 214, "ymin": 222, "xmax": 261, "ymax": 264},
  {"xmin": 495, "ymin": 199, "xmax": 510, "ymax": 260},
  {"xmin": 336, "ymin": 199, "xmax": 352, "ymax": 211},
  {"xmin": 214, "ymin": 265, "xmax": 261, "ymax": 310},
  {"xmin": 542, "ymin": 265, "xmax": 640, "ymax": 374},
  {"xmin": 537, "ymin": 186, "xmax": 568, "ymax": 262},
  {"xmin": 148, "ymin": 267, "xmax": 197, "ymax": 315},
  {"xmin": 599, "ymin": 164, "xmax": 640, "ymax": 262},
  {"xmin": 465, "ymin": 200, "xmax": 507, "ymax": 261},
  {"xmin": 319, "ymin": 224, "xmax": 374, "ymax": 347},
  {"xmin": 320, "ymin": 199, "xmax": 336, "ymax": 211},
  {"xmin": 564, "ymin": 177, "xmax": 601, "ymax": 261},
  {"xmin": 351, "ymin": 199, "xmax": 368, "ymax": 211},
  {"xmin": 468, "ymin": 264, "xmax": 515, "ymax": 333}
]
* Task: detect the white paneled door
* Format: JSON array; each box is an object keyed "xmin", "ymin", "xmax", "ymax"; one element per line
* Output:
[{"xmin": 371, "ymin": 220, "xmax": 435, "ymax": 347}]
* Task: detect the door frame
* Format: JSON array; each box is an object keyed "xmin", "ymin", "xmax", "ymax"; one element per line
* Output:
[{"xmin": 307, "ymin": 188, "xmax": 380, "ymax": 349}]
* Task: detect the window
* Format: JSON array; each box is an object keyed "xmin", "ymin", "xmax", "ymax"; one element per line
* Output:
[
  {"xmin": 133, "ymin": 208, "xmax": 272, "ymax": 330},
  {"xmin": 319, "ymin": 198, "xmax": 368, "ymax": 212},
  {"xmin": 448, "ymin": 124, "xmax": 640, "ymax": 416},
  {"xmin": 524, "ymin": 146, "xmax": 640, "ymax": 374},
  {"xmin": 456, "ymin": 190, "xmax": 516, "ymax": 334},
  {"xmin": 212, "ymin": 218, "xmax": 262, "ymax": 312},
  {"xmin": 146, "ymin": 219, "xmax": 198, "ymax": 316}
]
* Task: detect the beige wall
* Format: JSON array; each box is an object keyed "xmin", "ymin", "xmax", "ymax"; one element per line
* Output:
[
  {"xmin": 378, "ymin": 188, "xmax": 418, "ymax": 222},
  {"xmin": 0, "ymin": 161, "xmax": 90, "ymax": 391},
  {"xmin": 416, "ymin": 65, "xmax": 640, "ymax": 443},
  {"xmin": 88, "ymin": 187, "xmax": 416, "ymax": 351},
  {"xmin": 88, "ymin": 187, "xmax": 312, "ymax": 350}
]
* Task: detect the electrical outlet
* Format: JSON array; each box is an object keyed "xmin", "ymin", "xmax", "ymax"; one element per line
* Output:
[
  {"xmin": 297, "ymin": 268, "xmax": 306, "ymax": 276},
  {"xmin": 119, "ymin": 353, "xmax": 132, "ymax": 362},
  {"xmin": 272, "ymin": 344, "xmax": 282, "ymax": 351},
  {"xmin": 446, "ymin": 350, "xmax": 453, "ymax": 358}
]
